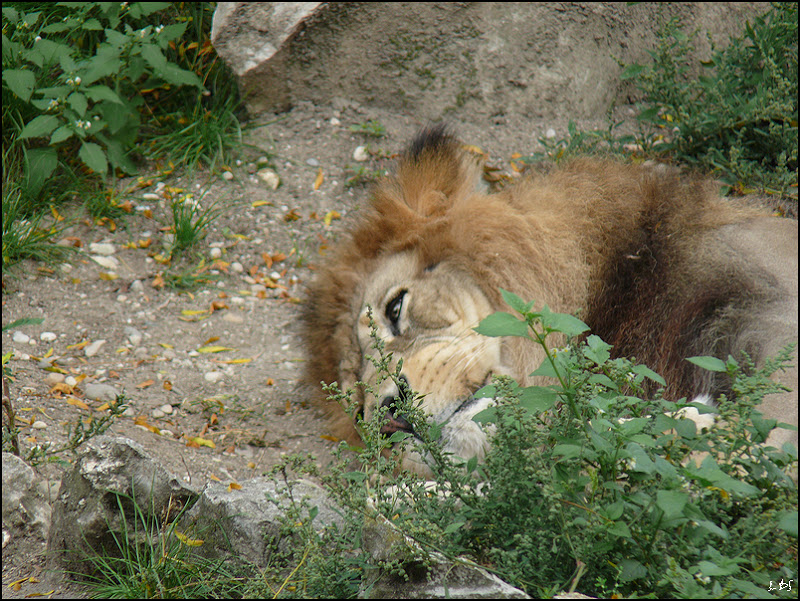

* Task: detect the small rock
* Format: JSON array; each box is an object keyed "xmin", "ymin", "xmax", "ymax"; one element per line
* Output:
[
  {"xmin": 256, "ymin": 168, "xmax": 281, "ymax": 190},
  {"xmin": 221, "ymin": 171, "xmax": 234, "ymax": 181},
  {"xmin": 330, "ymin": 117, "xmax": 341, "ymax": 127},
  {"xmin": 84, "ymin": 382, "xmax": 119, "ymax": 402},
  {"xmin": 545, "ymin": 128, "xmax": 557, "ymax": 139},
  {"xmin": 12, "ymin": 332, "xmax": 30, "ymax": 344},
  {"xmin": 64, "ymin": 376, "xmax": 78, "ymax": 387},
  {"xmin": 204, "ymin": 371, "xmax": 224, "ymax": 383},
  {"xmin": 231, "ymin": 262, "xmax": 244, "ymax": 273},
  {"xmin": 89, "ymin": 242, "xmax": 115, "ymax": 256},
  {"xmin": 40, "ymin": 332, "xmax": 57, "ymax": 342},
  {"xmin": 84, "ymin": 339, "xmax": 106, "ymax": 358},
  {"xmin": 130, "ymin": 280, "xmax": 144, "ymax": 293},
  {"xmin": 32, "ymin": 421, "xmax": 47, "ymax": 430},
  {"xmin": 158, "ymin": 404, "xmax": 173, "ymax": 415},
  {"xmin": 306, "ymin": 158, "xmax": 320, "ymax": 167},
  {"xmin": 353, "ymin": 145, "xmax": 369, "ymax": 162},
  {"xmin": 124, "ymin": 326, "xmax": 143, "ymax": 347},
  {"xmin": 142, "ymin": 193, "xmax": 161, "ymax": 201},
  {"xmin": 44, "ymin": 373, "xmax": 65, "ymax": 387},
  {"xmin": 210, "ymin": 247, "xmax": 223, "ymax": 259},
  {"xmin": 60, "ymin": 263, "xmax": 73, "ymax": 274},
  {"xmin": 222, "ymin": 312, "xmax": 244, "ymax": 324},
  {"xmin": 91, "ymin": 255, "xmax": 119, "ymax": 270},
  {"xmin": 151, "ymin": 408, "xmax": 165, "ymax": 419}
]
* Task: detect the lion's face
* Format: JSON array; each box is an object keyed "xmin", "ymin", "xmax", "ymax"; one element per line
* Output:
[{"xmin": 356, "ymin": 251, "xmax": 507, "ymax": 474}]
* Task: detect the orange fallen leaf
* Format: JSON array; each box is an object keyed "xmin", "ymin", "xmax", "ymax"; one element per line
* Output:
[
  {"xmin": 163, "ymin": 380, "xmax": 172, "ymax": 391},
  {"xmin": 313, "ymin": 167, "xmax": 324, "ymax": 191},
  {"xmin": 320, "ymin": 435, "xmax": 339, "ymax": 442},
  {"xmin": 228, "ymin": 482, "xmax": 242, "ymax": 491},
  {"xmin": 266, "ymin": 378, "xmax": 274, "ymax": 386},
  {"xmin": 137, "ymin": 379, "xmax": 155, "ymax": 389},
  {"xmin": 323, "ymin": 210, "xmax": 341, "ymax": 226},
  {"xmin": 66, "ymin": 397, "xmax": 90, "ymax": 411},
  {"xmin": 283, "ymin": 209, "xmax": 300, "ymax": 222},
  {"xmin": 134, "ymin": 416, "xmax": 160, "ymax": 434}
]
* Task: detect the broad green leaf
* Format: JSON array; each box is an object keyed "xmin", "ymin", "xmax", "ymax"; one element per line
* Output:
[
  {"xmin": 79, "ymin": 142, "xmax": 108, "ymax": 175},
  {"xmin": 20, "ymin": 115, "xmax": 59, "ymax": 139},
  {"xmin": 50, "ymin": 125, "xmax": 74, "ymax": 145},
  {"xmin": 630, "ymin": 364, "xmax": 666, "ymax": 386},
  {"xmin": 529, "ymin": 360, "xmax": 558, "ymax": 378},
  {"xmin": 618, "ymin": 558, "xmax": 647, "ymax": 582},
  {"xmin": 24, "ymin": 147, "xmax": 57, "ymax": 197},
  {"xmin": 656, "ymin": 489, "xmax": 688, "ymax": 518},
  {"xmin": 518, "ymin": 385, "xmax": 558, "ymax": 412},
  {"xmin": 67, "ymin": 92, "xmax": 88, "ymax": 116},
  {"xmin": 500, "ymin": 288, "xmax": 534, "ymax": 315},
  {"xmin": 539, "ymin": 306, "xmax": 590, "ymax": 337},
  {"xmin": 85, "ymin": 85, "xmax": 123, "ymax": 104},
  {"xmin": 2, "ymin": 69, "xmax": 36, "ymax": 102},
  {"xmin": 474, "ymin": 312, "xmax": 530, "ymax": 338},
  {"xmin": 778, "ymin": 511, "xmax": 797, "ymax": 536},
  {"xmin": 687, "ymin": 355, "xmax": 727, "ymax": 372}
]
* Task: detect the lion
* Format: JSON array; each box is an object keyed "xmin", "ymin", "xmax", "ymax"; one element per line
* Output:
[{"xmin": 301, "ymin": 125, "xmax": 798, "ymax": 476}]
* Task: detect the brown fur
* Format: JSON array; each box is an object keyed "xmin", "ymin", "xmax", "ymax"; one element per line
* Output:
[{"xmin": 301, "ymin": 125, "xmax": 798, "ymax": 456}]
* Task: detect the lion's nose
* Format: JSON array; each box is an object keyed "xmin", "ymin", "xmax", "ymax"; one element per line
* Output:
[{"xmin": 379, "ymin": 375, "xmax": 414, "ymax": 434}]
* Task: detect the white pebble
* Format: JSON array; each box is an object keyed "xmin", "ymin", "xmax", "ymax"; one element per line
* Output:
[
  {"xmin": 124, "ymin": 326, "xmax": 143, "ymax": 346},
  {"xmin": 210, "ymin": 247, "xmax": 222, "ymax": 259},
  {"xmin": 352, "ymin": 146, "xmax": 369, "ymax": 162},
  {"xmin": 545, "ymin": 128, "xmax": 557, "ymax": 139},
  {"xmin": 204, "ymin": 371, "xmax": 224, "ymax": 383},
  {"xmin": 256, "ymin": 168, "xmax": 281, "ymax": 190},
  {"xmin": 13, "ymin": 332, "xmax": 30, "ymax": 344},
  {"xmin": 330, "ymin": 117, "xmax": 341, "ymax": 126},
  {"xmin": 64, "ymin": 376, "xmax": 78, "ymax": 387},
  {"xmin": 84, "ymin": 339, "xmax": 106, "ymax": 358},
  {"xmin": 44, "ymin": 373, "xmax": 65, "ymax": 386},
  {"xmin": 40, "ymin": 332, "xmax": 57, "ymax": 342},
  {"xmin": 91, "ymin": 255, "xmax": 119, "ymax": 270},
  {"xmin": 231, "ymin": 262, "xmax": 243, "ymax": 273},
  {"xmin": 158, "ymin": 404, "xmax": 173, "ymax": 415},
  {"xmin": 32, "ymin": 421, "xmax": 48, "ymax": 430},
  {"xmin": 222, "ymin": 171, "xmax": 234, "ymax": 181},
  {"xmin": 89, "ymin": 242, "xmax": 115, "ymax": 256}
]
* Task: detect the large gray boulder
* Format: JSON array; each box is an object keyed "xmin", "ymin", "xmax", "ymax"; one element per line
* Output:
[{"xmin": 211, "ymin": 2, "xmax": 769, "ymax": 121}]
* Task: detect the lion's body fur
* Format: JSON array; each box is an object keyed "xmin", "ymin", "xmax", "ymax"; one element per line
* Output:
[{"xmin": 302, "ymin": 126, "xmax": 798, "ymax": 461}]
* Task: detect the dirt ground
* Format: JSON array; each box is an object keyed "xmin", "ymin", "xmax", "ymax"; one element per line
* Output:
[{"xmin": 3, "ymin": 100, "xmax": 621, "ymax": 597}]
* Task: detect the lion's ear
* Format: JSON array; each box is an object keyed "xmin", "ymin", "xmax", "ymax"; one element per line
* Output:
[{"xmin": 395, "ymin": 125, "xmax": 485, "ymax": 216}]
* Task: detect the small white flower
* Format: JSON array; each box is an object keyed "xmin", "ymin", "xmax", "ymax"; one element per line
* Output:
[
  {"xmin": 66, "ymin": 77, "xmax": 74, "ymax": 86},
  {"xmin": 155, "ymin": 25, "xmax": 164, "ymax": 34},
  {"xmin": 47, "ymin": 99, "xmax": 59, "ymax": 110},
  {"xmin": 35, "ymin": 36, "xmax": 42, "ymax": 42},
  {"xmin": 74, "ymin": 76, "xmax": 81, "ymax": 85}
]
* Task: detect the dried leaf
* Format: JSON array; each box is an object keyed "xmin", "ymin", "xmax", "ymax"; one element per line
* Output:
[
  {"xmin": 283, "ymin": 209, "xmax": 300, "ymax": 222},
  {"xmin": 182, "ymin": 309, "xmax": 209, "ymax": 317},
  {"xmin": 323, "ymin": 210, "xmax": 341, "ymax": 226},
  {"xmin": 197, "ymin": 346, "xmax": 234, "ymax": 354},
  {"xmin": 134, "ymin": 416, "xmax": 160, "ymax": 434},
  {"xmin": 266, "ymin": 378, "xmax": 274, "ymax": 386},
  {"xmin": 174, "ymin": 530, "xmax": 204, "ymax": 547},
  {"xmin": 313, "ymin": 167, "xmax": 324, "ymax": 191},
  {"xmin": 320, "ymin": 435, "xmax": 339, "ymax": 442},
  {"xmin": 136, "ymin": 379, "xmax": 155, "ymax": 389},
  {"xmin": 228, "ymin": 482, "xmax": 242, "ymax": 491},
  {"xmin": 66, "ymin": 397, "xmax": 90, "ymax": 411},
  {"xmin": 50, "ymin": 382, "xmax": 74, "ymax": 395},
  {"xmin": 99, "ymin": 272, "xmax": 118, "ymax": 281},
  {"xmin": 163, "ymin": 380, "xmax": 172, "ymax": 391},
  {"xmin": 203, "ymin": 336, "xmax": 220, "ymax": 345},
  {"xmin": 217, "ymin": 358, "xmax": 253, "ymax": 364}
]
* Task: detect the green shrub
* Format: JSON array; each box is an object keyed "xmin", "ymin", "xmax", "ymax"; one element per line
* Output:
[
  {"xmin": 289, "ymin": 295, "xmax": 797, "ymax": 599},
  {"xmin": 622, "ymin": 3, "xmax": 798, "ymax": 196}
]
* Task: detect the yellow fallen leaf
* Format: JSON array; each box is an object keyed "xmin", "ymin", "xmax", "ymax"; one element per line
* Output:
[
  {"xmin": 174, "ymin": 530, "xmax": 204, "ymax": 547},
  {"xmin": 186, "ymin": 436, "xmax": 215, "ymax": 449},
  {"xmin": 134, "ymin": 416, "xmax": 160, "ymax": 434},
  {"xmin": 203, "ymin": 336, "xmax": 220, "ymax": 345},
  {"xmin": 320, "ymin": 435, "xmax": 339, "ymax": 442},
  {"xmin": 323, "ymin": 210, "xmax": 341, "ymax": 226},
  {"xmin": 182, "ymin": 309, "xmax": 210, "ymax": 317},
  {"xmin": 66, "ymin": 397, "xmax": 90, "ymax": 411},
  {"xmin": 197, "ymin": 346, "xmax": 234, "ymax": 354},
  {"xmin": 159, "ymin": 343, "xmax": 174, "ymax": 349},
  {"xmin": 67, "ymin": 341, "xmax": 91, "ymax": 350},
  {"xmin": 44, "ymin": 348, "xmax": 54, "ymax": 359},
  {"xmin": 99, "ymin": 272, "xmax": 118, "ymax": 281},
  {"xmin": 228, "ymin": 482, "xmax": 242, "ymax": 491},
  {"xmin": 251, "ymin": 200, "xmax": 271, "ymax": 208},
  {"xmin": 313, "ymin": 167, "xmax": 324, "ymax": 191},
  {"xmin": 217, "ymin": 357, "xmax": 253, "ymax": 364}
]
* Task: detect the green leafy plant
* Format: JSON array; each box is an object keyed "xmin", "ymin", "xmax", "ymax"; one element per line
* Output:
[
  {"xmin": 284, "ymin": 294, "xmax": 797, "ymax": 599},
  {"xmin": 621, "ymin": 3, "xmax": 798, "ymax": 196},
  {"xmin": 348, "ymin": 119, "xmax": 387, "ymax": 138}
]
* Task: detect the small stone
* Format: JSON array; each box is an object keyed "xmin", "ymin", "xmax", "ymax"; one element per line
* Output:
[
  {"xmin": 222, "ymin": 171, "xmax": 234, "ymax": 181},
  {"xmin": 142, "ymin": 193, "xmax": 161, "ymax": 201},
  {"xmin": 89, "ymin": 242, "xmax": 115, "ymax": 256},
  {"xmin": 60, "ymin": 263, "xmax": 73, "ymax": 274},
  {"xmin": 352, "ymin": 146, "xmax": 369, "ymax": 162},
  {"xmin": 44, "ymin": 373, "xmax": 65, "ymax": 387},
  {"xmin": 210, "ymin": 247, "xmax": 223, "ymax": 259},
  {"xmin": 151, "ymin": 408, "xmax": 165, "ymax": 419},
  {"xmin": 306, "ymin": 158, "xmax": 320, "ymax": 167},
  {"xmin": 64, "ymin": 376, "xmax": 78, "ymax": 387},
  {"xmin": 84, "ymin": 382, "xmax": 119, "ymax": 401},
  {"xmin": 204, "ymin": 371, "xmax": 224, "ymax": 383},
  {"xmin": 330, "ymin": 117, "xmax": 341, "ymax": 127},
  {"xmin": 31, "ymin": 421, "xmax": 47, "ymax": 430},
  {"xmin": 84, "ymin": 339, "xmax": 106, "ymax": 358},
  {"xmin": 124, "ymin": 326, "xmax": 143, "ymax": 346},
  {"xmin": 256, "ymin": 168, "xmax": 281, "ymax": 190},
  {"xmin": 40, "ymin": 332, "xmax": 57, "ymax": 342},
  {"xmin": 13, "ymin": 332, "xmax": 30, "ymax": 344},
  {"xmin": 158, "ymin": 404, "xmax": 173, "ymax": 415},
  {"xmin": 222, "ymin": 312, "xmax": 244, "ymax": 324},
  {"xmin": 545, "ymin": 128, "xmax": 557, "ymax": 139},
  {"xmin": 91, "ymin": 255, "xmax": 119, "ymax": 270},
  {"xmin": 130, "ymin": 280, "xmax": 144, "ymax": 293},
  {"xmin": 231, "ymin": 261, "xmax": 244, "ymax": 273}
]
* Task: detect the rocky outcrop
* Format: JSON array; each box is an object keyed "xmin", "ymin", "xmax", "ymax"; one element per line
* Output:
[{"xmin": 210, "ymin": 2, "xmax": 769, "ymax": 121}]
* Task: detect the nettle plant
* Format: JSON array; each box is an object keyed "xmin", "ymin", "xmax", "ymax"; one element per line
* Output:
[
  {"xmin": 2, "ymin": 2, "xmax": 203, "ymax": 194},
  {"xmin": 318, "ymin": 291, "xmax": 797, "ymax": 599}
]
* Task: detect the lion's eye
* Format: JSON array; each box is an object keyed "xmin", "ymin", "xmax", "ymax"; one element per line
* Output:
[{"xmin": 385, "ymin": 290, "xmax": 407, "ymax": 335}]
